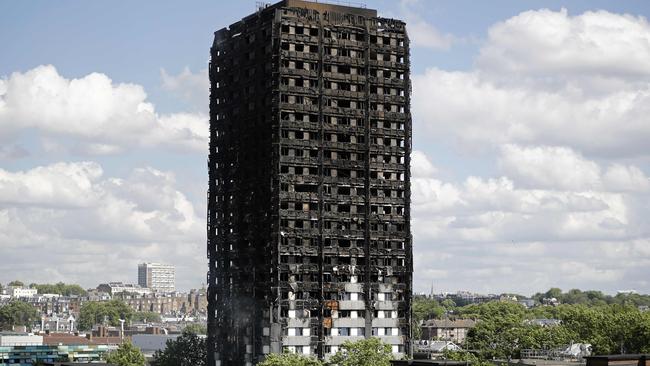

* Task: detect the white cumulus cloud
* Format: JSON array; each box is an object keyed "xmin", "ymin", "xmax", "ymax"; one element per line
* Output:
[
  {"xmin": 397, "ymin": 0, "xmax": 457, "ymax": 50},
  {"xmin": 477, "ymin": 9, "xmax": 650, "ymax": 83},
  {"xmin": 498, "ymin": 144, "xmax": 601, "ymax": 190},
  {"xmin": 161, "ymin": 67, "xmax": 210, "ymax": 112},
  {"xmin": 412, "ymin": 9, "xmax": 650, "ymax": 158},
  {"xmin": 411, "ymin": 148, "xmax": 650, "ymax": 294},
  {"xmin": 0, "ymin": 162, "xmax": 205, "ymax": 290},
  {"xmin": 0, "ymin": 65, "xmax": 208, "ymax": 154}
]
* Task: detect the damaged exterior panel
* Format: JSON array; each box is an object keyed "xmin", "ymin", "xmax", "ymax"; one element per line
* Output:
[{"xmin": 207, "ymin": 1, "xmax": 412, "ymax": 365}]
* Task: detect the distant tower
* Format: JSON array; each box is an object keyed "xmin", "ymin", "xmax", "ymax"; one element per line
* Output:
[
  {"xmin": 138, "ymin": 262, "xmax": 175, "ymax": 293},
  {"xmin": 208, "ymin": 1, "xmax": 412, "ymax": 365}
]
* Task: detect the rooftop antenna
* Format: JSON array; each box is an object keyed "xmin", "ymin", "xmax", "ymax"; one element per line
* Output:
[{"xmin": 256, "ymin": 1, "xmax": 271, "ymax": 12}]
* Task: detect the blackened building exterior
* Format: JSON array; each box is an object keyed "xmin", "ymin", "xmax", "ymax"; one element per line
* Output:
[{"xmin": 207, "ymin": 1, "xmax": 412, "ymax": 364}]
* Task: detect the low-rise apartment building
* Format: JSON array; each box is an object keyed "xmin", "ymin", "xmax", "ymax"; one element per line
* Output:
[{"xmin": 421, "ymin": 319, "xmax": 477, "ymax": 344}]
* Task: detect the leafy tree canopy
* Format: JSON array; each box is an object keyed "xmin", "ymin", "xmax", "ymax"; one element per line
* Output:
[
  {"xmin": 29, "ymin": 282, "xmax": 87, "ymax": 296},
  {"xmin": 460, "ymin": 300, "xmax": 650, "ymax": 359},
  {"xmin": 531, "ymin": 288, "xmax": 650, "ymax": 307},
  {"xmin": 412, "ymin": 297, "xmax": 445, "ymax": 322},
  {"xmin": 412, "ymin": 296, "xmax": 446, "ymax": 339},
  {"xmin": 132, "ymin": 311, "xmax": 162, "ymax": 323},
  {"xmin": 441, "ymin": 298, "xmax": 457, "ymax": 309},
  {"xmin": 183, "ymin": 322, "xmax": 207, "ymax": 335},
  {"xmin": 326, "ymin": 337, "xmax": 393, "ymax": 366},
  {"xmin": 105, "ymin": 341, "xmax": 146, "ymax": 366},
  {"xmin": 0, "ymin": 300, "xmax": 40, "ymax": 330},
  {"xmin": 443, "ymin": 350, "xmax": 492, "ymax": 366},
  {"xmin": 151, "ymin": 331, "xmax": 207, "ymax": 366},
  {"xmin": 258, "ymin": 352, "xmax": 323, "ymax": 366},
  {"xmin": 78, "ymin": 300, "xmax": 134, "ymax": 331},
  {"xmin": 8, "ymin": 280, "xmax": 24, "ymax": 287}
]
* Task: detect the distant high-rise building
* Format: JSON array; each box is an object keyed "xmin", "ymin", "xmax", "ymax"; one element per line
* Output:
[
  {"xmin": 138, "ymin": 262, "xmax": 175, "ymax": 293},
  {"xmin": 208, "ymin": 1, "xmax": 412, "ymax": 364}
]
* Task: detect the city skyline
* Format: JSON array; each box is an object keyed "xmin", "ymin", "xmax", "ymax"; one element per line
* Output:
[{"xmin": 1, "ymin": 0, "xmax": 650, "ymax": 295}]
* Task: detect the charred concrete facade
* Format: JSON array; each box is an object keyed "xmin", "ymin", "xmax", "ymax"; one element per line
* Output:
[{"xmin": 207, "ymin": 1, "xmax": 412, "ymax": 364}]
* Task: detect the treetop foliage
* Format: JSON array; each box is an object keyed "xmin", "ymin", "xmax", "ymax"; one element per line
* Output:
[
  {"xmin": 327, "ymin": 337, "xmax": 393, "ymax": 366},
  {"xmin": 532, "ymin": 288, "xmax": 650, "ymax": 307},
  {"xmin": 412, "ymin": 288, "xmax": 650, "ymax": 361},
  {"xmin": 257, "ymin": 352, "xmax": 323, "ymax": 366},
  {"xmin": 255, "ymin": 338, "xmax": 392, "ymax": 366},
  {"xmin": 0, "ymin": 300, "xmax": 40, "ymax": 330},
  {"xmin": 183, "ymin": 322, "xmax": 207, "ymax": 335},
  {"xmin": 132, "ymin": 311, "xmax": 162, "ymax": 323},
  {"xmin": 150, "ymin": 331, "xmax": 206, "ymax": 366},
  {"xmin": 29, "ymin": 282, "xmax": 88, "ymax": 296},
  {"xmin": 105, "ymin": 341, "xmax": 146, "ymax": 366},
  {"xmin": 78, "ymin": 299, "xmax": 134, "ymax": 331}
]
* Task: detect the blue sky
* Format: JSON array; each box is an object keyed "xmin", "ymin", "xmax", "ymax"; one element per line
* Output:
[{"xmin": 1, "ymin": 0, "xmax": 649, "ymax": 294}]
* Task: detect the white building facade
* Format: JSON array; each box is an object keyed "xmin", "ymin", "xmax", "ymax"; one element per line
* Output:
[
  {"xmin": 138, "ymin": 263, "xmax": 175, "ymax": 293},
  {"xmin": 11, "ymin": 287, "xmax": 37, "ymax": 298},
  {"xmin": 97, "ymin": 282, "xmax": 152, "ymax": 296}
]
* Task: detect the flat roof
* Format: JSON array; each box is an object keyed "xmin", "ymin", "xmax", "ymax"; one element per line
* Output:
[{"xmin": 282, "ymin": 0, "xmax": 377, "ymax": 17}]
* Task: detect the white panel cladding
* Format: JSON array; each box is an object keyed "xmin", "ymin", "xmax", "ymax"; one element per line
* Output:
[
  {"xmin": 281, "ymin": 335, "xmax": 312, "ymax": 346},
  {"xmin": 332, "ymin": 317, "xmax": 365, "ymax": 328},
  {"xmin": 287, "ymin": 318, "xmax": 310, "ymax": 328},
  {"xmin": 379, "ymin": 335, "xmax": 404, "ymax": 345},
  {"xmin": 344, "ymin": 283, "xmax": 363, "ymax": 293},
  {"xmin": 373, "ymin": 300, "xmax": 398, "ymax": 310},
  {"xmin": 324, "ymin": 335, "xmax": 365, "ymax": 346},
  {"xmin": 338, "ymin": 300, "xmax": 365, "ymax": 310},
  {"xmin": 372, "ymin": 318, "xmax": 399, "ymax": 327}
]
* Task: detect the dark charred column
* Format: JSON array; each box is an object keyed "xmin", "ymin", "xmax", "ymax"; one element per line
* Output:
[
  {"xmin": 208, "ymin": 8, "xmax": 277, "ymax": 365},
  {"xmin": 208, "ymin": 1, "xmax": 411, "ymax": 364}
]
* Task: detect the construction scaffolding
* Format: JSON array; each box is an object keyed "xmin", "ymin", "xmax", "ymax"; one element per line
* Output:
[{"xmin": 207, "ymin": 1, "xmax": 412, "ymax": 365}]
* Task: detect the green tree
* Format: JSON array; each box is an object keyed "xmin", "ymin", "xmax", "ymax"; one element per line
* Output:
[
  {"xmin": 412, "ymin": 297, "xmax": 446, "ymax": 338},
  {"xmin": 105, "ymin": 341, "xmax": 145, "ymax": 366},
  {"xmin": 0, "ymin": 300, "xmax": 40, "ymax": 330},
  {"xmin": 78, "ymin": 300, "xmax": 134, "ymax": 330},
  {"xmin": 258, "ymin": 352, "xmax": 323, "ymax": 366},
  {"xmin": 545, "ymin": 288, "xmax": 563, "ymax": 300},
  {"xmin": 8, "ymin": 280, "xmax": 24, "ymax": 287},
  {"xmin": 151, "ymin": 331, "xmax": 206, "ymax": 366},
  {"xmin": 326, "ymin": 338, "xmax": 393, "ymax": 366},
  {"xmin": 443, "ymin": 350, "xmax": 491, "ymax": 366},
  {"xmin": 441, "ymin": 298, "xmax": 457, "ymax": 309},
  {"xmin": 31, "ymin": 282, "xmax": 87, "ymax": 296},
  {"xmin": 183, "ymin": 322, "xmax": 207, "ymax": 335},
  {"xmin": 462, "ymin": 301, "xmax": 529, "ymax": 359},
  {"xmin": 460, "ymin": 299, "xmax": 650, "ymax": 359},
  {"xmin": 132, "ymin": 311, "xmax": 162, "ymax": 323},
  {"xmin": 531, "ymin": 288, "xmax": 650, "ymax": 307}
]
